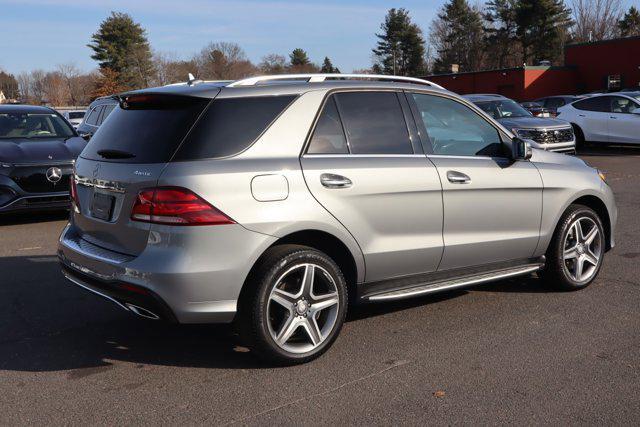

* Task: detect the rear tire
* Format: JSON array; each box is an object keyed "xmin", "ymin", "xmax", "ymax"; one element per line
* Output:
[
  {"xmin": 542, "ymin": 204, "xmax": 605, "ymax": 291},
  {"xmin": 244, "ymin": 245, "xmax": 348, "ymax": 365}
]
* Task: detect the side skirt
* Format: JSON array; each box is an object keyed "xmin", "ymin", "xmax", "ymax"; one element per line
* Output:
[{"xmin": 359, "ymin": 259, "xmax": 544, "ymax": 303}]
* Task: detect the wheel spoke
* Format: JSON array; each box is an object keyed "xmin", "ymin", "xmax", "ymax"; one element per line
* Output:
[
  {"xmin": 583, "ymin": 226, "xmax": 598, "ymax": 246},
  {"xmin": 301, "ymin": 264, "xmax": 315, "ymax": 298},
  {"xmin": 310, "ymin": 292, "xmax": 339, "ymax": 313},
  {"xmin": 563, "ymin": 246, "xmax": 579, "ymax": 260},
  {"xmin": 270, "ymin": 288, "xmax": 297, "ymax": 309},
  {"xmin": 584, "ymin": 251, "xmax": 598, "ymax": 267},
  {"xmin": 574, "ymin": 256, "xmax": 585, "ymax": 281},
  {"xmin": 275, "ymin": 315, "xmax": 303, "ymax": 345},
  {"xmin": 302, "ymin": 318, "xmax": 323, "ymax": 346},
  {"xmin": 574, "ymin": 220, "xmax": 585, "ymax": 241}
]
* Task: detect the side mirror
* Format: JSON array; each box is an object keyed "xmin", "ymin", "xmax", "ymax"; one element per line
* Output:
[
  {"xmin": 512, "ymin": 137, "xmax": 533, "ymax": 160},
  {"xmin": 632, "ymin": 108, "xmax": 640, "ymax": 115}
]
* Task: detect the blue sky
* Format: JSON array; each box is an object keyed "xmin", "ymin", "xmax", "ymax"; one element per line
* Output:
[
  {"xmin": 0, "ymin": 0, "xmax": 635, "ymax": 76},
  {"xmin": 0, "ymin": 0, "xmax": 446, "ymax": 75}
]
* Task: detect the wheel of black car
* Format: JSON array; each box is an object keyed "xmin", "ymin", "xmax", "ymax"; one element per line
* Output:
[
  {"xmin": 542, "ymin": 204, "xmax": 605, "ymax": 291},
  {"xmin": 247, "ymin": 245, "xmax": 347, "ymax": 364}
]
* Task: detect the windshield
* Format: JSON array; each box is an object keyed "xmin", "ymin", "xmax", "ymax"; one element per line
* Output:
[
  {"xmin": 0, "ymin": 113, "xmax": 75, "ymax": 139},
  {"xmin": 474, "ymin": 100, "xmax": 532, "ymax": 119}
]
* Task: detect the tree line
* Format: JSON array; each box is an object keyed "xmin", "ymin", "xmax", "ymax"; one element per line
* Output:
[{"xmin": 1, "ymin": 2, "xmax": 639, "ymax": 105}]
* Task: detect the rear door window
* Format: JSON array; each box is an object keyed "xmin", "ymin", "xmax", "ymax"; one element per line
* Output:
[
  {"xmin": 85, "ymin": 106, "xmax": 103, "ymax": 126},
  {"xmin": 334, "ymin": 92, "xmax": 413, "ymax": 154},
  {"xmin": 573, "ymin": 97, "xmax": 611, "ymax": 112},
  {"xmin": 307, "ymin": 97, "xmax": 349, "ymax": 154},
  {"xmin": 174, "ymin": 95, "xmax": 297, "ymax": 160},
  {"xmin": 99, "ymin": 104, "xmax": 116, "ymax": 124},
  {"xmin": 81, "ymin": 94, "xmax": 210, "ymax": 163}
]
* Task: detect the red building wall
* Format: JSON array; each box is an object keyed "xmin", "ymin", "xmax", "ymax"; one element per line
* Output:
[{"xmin": 565, "ymin": 36, "xmax": 640, "ymax": 91}]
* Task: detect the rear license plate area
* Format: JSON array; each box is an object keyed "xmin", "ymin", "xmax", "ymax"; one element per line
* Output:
[{"xmin": 90, "ymin": 192, "xmax": 115, "ymax": 221}]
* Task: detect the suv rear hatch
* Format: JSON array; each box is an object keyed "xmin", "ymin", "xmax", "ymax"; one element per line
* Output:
[{"xmin": 72, "ymin": 92, "xmax": 214, "ymax": 256}]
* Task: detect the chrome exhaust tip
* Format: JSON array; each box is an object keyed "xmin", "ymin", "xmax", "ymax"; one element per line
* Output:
[{"xmin": 125, "ymin": 303, "xmax": 160, "ymax": 320}]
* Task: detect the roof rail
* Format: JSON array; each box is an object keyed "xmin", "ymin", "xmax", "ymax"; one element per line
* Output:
[{"xmin": 227, "ymin": 74, "xmax": 445, "ymax": 90}]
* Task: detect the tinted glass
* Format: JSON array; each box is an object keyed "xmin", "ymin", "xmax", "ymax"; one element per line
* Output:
[
  {"xmin": 0, "ymin": 112, "xmax": 75, "ymax": 139},
  {"xmin": 611, "ymin": 96, "xmax": 639, "ymax": 113},
  {"xmin": 81, "ymin": 94, "xmax": 209, "ymax": 163},
  {"xmin": 307, "ymin": 97, "xmax": 348, "ymax": 154},
  {"xmin": 335, "ymin": 92, "xmax": 412, "ymax": 154},
  {"xmin": 412, "ymin": 94, "xmax": 503, "ymax": 157},
  {"xmin": 573, "ymin": 97, "xmax": 610, "ymax": 112},
  {"xmin": 474, "ymin": 99, "xmax": 531, "ymax": 119},
  {"xmin": 68, "ymin": 112, "xmax": 85, "ymax": 119},
  {"xmin": 100, "ymin": 104, "xmax": 116, "ymax": 123},
  {"xmin": 85, "ymin": 106, "xmax": 102, "ymax": 125},
  {"xmin": 175, "ymin": 95, "xmax": 296, "ymax": 160},
  {"xmin": 545, "ymin": 98, "xmax": 565, "ymax": 109}
]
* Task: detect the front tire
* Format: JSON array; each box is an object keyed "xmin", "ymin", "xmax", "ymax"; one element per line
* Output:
[
  {"xmin": 246, "ymin": 245, "xmax": 348, "ymax": 365},
  {"xmin": 542, "ymin": 204, "xmax": 605, "ymax": 291}
]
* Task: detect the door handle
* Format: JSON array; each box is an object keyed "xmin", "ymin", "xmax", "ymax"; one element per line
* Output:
[
  {"xmin": 447, "ymin": 170, "xmax": 471, "ymax": 184},
  {"xmin": 610, "ymin": 116, "xmax": 617, "ymax": 119},
  {"xmin": 320, "ymin": 173, "xmax": 352, "ymax": 189},
  {"xmin": 578, "ymin": 114, "xmax": 586, "ymax": 117}
]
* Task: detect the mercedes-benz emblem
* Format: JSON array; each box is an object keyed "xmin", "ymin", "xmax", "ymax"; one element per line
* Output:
[{"xmin": 46, "ymin": 167, "xmax": 62, "ymax": 184}]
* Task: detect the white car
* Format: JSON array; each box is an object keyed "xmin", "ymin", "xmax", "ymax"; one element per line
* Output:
[
  {"xmin": 557, "ymin": 92, "xmax": 640, "ymax": 145},
  {"xmin": 62, "ymin": 110, "xmax": 86, "ymax": 129}
]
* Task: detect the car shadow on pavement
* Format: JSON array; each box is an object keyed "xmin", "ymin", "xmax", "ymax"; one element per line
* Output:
[
  {"xmin": 0, "ymin": 210, "xmax": 69, "ymax": 226},
  {"xmin": 0, "ymin": 255, "xmax": 555, "ymax": 373},
  {"xmin": 0, "ymin": 255, "xmax": 266, "ymax": 372},
  {"xmin": 578, "ymin": 145, "xmax": 640, "ymax": 157}
]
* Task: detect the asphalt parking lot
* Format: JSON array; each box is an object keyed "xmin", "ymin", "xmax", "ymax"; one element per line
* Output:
[{"xmin": 1, "ymin": 146, "xmax": 639, "ymax": 425}]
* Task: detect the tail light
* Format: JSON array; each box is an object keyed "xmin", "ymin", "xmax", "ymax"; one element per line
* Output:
[
  {"xmin": 70, "ymin": 175, "xmax": 80, "ymax": 211},
  {"xmin": 131, "ymin": 187, "xmax": 234, "ymax": 226}
]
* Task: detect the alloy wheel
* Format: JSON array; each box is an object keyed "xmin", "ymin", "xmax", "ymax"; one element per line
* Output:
[
  {"xmin": 562, "ymin": 216, "xmax": 602, "ymax": 283},
  {"xmin": 266, "ymin": 263, "xmax": 340, "ymax": 354}
]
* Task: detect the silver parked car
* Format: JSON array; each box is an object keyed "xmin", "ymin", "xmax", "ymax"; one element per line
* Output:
[
  {"xmin": 465, "ymin": 94, "xmax": 576, "ymax": 154},
  {"xmin": 58, "ymin": 74, "xmax": 617, "ymax": 364}
]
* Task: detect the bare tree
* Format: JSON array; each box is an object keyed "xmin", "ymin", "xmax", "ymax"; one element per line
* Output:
[
  {"xmin": 57, "ymin": 63, "xmax": 82, "ymax": 106},
  {"xmin": 17, "ymin": 72, "xmax": 32, "ymax": 102},
  {"xmin": 195, "ymin": 42, "xmax": 256, "ymax": 80},
  {"xmin": 572, "ymin": 0, "xmax": 623, "ymax": 42},
  {"xmin": 258, "ymin": 54, "xmax": 287, "ymax": 74}
]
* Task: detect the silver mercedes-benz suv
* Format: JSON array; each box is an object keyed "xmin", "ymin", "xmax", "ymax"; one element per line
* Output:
[{"xmin": 58, "ymin": 74, "xmax": 617, "ymax": 364}]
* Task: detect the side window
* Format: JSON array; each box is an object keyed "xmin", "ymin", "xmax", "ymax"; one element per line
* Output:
[
  {"xmin": 546, "ymin": 98, "xmax": 565, "ymax": 109},
  {"xmin": 573, "ymin": 97, "xmax": 610, "ymax": 112},
  {"xmin": 335, "ymin": 92, "xmax": 413, "ymax": 154},
  {"xmin": 611, "ymin": 96, "xmax": 638, "ymax": 114},
  {"xmin": 307, "ymin": 97, "xmax": 349, "ymax": 154},
  {"xmin": 85, "ymin": 106, "xmax": 103, "ymax": 126},
  {"xmin": 411, "ymin": 94, "xmax": 503, "ymax": 157},
  {"xmin": 99, "ymin": 104, "xmax": 116, "ymax": 124}
]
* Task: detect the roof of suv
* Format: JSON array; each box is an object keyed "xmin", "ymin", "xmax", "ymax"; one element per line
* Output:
[
  {"xmin": 0, "ymin": 104, "xmax": 57, "ymax": 114},
  {"xmin": 463, "ymin": 94, "xmax": 509, "ymax": 102},
  {"xmin": 122, "ymin": 74, "xmax": 450, "ymax": 100}
]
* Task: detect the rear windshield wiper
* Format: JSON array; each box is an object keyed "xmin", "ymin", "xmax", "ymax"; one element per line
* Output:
[{"xmin": 97, "ymin": 149, "xmax": 136, "ymax": 159}]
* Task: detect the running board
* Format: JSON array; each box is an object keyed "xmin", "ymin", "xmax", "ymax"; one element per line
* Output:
[{"xmin": 366, "ymin": 264, "xmax": 542, "ymax": 302}]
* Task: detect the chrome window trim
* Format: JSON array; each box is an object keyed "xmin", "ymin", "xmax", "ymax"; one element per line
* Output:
[{"xmin": 302, "ymin": 154, "xmax": 426, "ymax": 159}]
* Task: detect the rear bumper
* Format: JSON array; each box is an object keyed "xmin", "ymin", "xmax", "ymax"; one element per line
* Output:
[{"xmin": 57, "ymin": 222, "xmax": 277, "ymax": 324}]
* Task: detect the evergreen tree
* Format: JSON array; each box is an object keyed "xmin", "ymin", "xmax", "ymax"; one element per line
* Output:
[
  {"xmin": 88, "ymin": 11, "xmax": 154, "ymax": 89},
  {"xmin": 289, "ymin": 48, "xmax": 311, "ymax": 66},
  {"xmin": 619, "ymin": 6, "xmax": 640, "ymax": 37},
  {"xmin": 484, "ymin": 0, "xmax": 519, "ymax": 69},
  {"xmin": 431, "ymin": 0, "xmax": 485, "ymax": 74},
  {"xmin": 372, "ymin": 8, "xmax": 426, "ymax": 76},
  {"xmin": 515, "ymin": 0, "xmax": 573, "ymax": 65},
  {"xmin": 320, "ymin": 57, "xmax": 340, "ymax": 73}
]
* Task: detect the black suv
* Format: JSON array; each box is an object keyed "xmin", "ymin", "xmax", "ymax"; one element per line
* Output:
[
  {"xmin": 0, "ymin": 105, "xmax": 87, "ymax": 213},
  {"xmin": 76, "ymin": 96, "xmax": 118, "ymax": 140}
]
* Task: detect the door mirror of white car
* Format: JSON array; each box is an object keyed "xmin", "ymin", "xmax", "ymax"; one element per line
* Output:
[
  {"xmin": 631, "ymin": 108, "xmax": 640, "ymax": 115},
  {"xmin": 512, "ymin": 137, "xmax": 533, "ymax": 160}
]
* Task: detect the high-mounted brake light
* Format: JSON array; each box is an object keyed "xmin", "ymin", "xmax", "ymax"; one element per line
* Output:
[{"xmin": 131, "ymin": 187, "xmax": 234, "ymax": 226}]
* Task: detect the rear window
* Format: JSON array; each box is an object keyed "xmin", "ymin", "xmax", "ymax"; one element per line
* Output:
[
  {"xmin": 173, "ymin": 95, "xmax": 297, "ymax": 160},
  {"xmin": 81, "ymin": 94, "xmax": 210, "ymax": 163}
]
